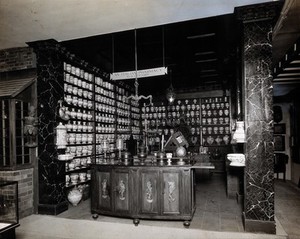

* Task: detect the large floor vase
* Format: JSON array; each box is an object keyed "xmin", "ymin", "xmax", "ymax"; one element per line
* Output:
[{"xmin": 67, "ymin": 186, "xmax": 83, "ymax": 206}]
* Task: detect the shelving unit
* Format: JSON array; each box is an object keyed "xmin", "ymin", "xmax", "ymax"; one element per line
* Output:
[
  {"xmin": 94, "ymin": 75, "xmax": 116, "ymax": 163},
  {"xmin": 141, "ymin": 98, "xmax": 201, "ymax": 152},
  {"xmin": 200, "ymin": 96, "xmax": 231, "ymax": 146},
  {"xmin": 115, "ymin": 85, "xmax": 131, "ymax": 139},
  {"xmin": 62, "ymin": 63, "xmax": 95, "ymax": 198},
  {"xmin": 60, "ymin": 61, "xmax": 141, "ymax": 199}
]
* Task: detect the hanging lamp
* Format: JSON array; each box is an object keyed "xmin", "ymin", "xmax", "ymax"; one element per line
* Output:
[
  {"xmin": 166, "ymin": 69, "xmax": 176, "ymax": 103},
  {"xmin": 125, "ymin": 29, "xmax": 152, "ymax": 105},
  {"xmin": 163, "ymin": 27, "xmax": 176, "ymax": 103}
]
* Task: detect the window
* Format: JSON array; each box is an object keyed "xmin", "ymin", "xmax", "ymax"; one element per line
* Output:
[
  {"xmin": 0, "ymin": 100, "xmax": 10, "ymax": 167},
  {"xmin": 0, "ymin": 99, "xmax": 31, "ymax": 168}
]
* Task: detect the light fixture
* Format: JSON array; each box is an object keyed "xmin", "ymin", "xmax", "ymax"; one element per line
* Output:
[
  {"xmin": 125, "ymin": 29, "xmax": 152, "ymax": 105},
  {"xmin": 166, "ymin": 69, "xmax": 176, "ymax": 103}
]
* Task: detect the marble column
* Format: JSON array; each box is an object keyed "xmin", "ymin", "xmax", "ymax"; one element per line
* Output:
[
  {"xmin": 235, "ymin": 2, "xmax": 282, "ymax": 234},
  {"xmin": 28, "ymin": 40, "xmax": 67, "ymax": 215}
]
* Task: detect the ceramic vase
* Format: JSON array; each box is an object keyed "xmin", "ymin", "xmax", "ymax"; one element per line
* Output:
[{"xmin": 68, "ymin": 186, "xmax": 82, "ymax": 206}]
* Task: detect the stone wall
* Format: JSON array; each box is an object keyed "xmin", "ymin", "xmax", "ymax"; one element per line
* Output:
[
  {"xmin": 0, "ymin": 168, "xmax": 34, "ymax": 218},
  {"xmin": 0, "ymin": 47, "xmax": 36, "ymax": 72}
]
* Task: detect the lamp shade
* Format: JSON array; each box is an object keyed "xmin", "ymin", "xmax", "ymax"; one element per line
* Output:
[{"xmin": 166, "ymin": 85, "xmax": 176, "ymax": 103}]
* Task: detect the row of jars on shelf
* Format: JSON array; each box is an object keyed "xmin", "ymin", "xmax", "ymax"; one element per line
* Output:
[
  {"xmin": 202, "ymin": 109, "xmax": 229, "ymax": 117},
  {"xmin": 95, "ymin": 103, "xmax": 115, "ymax": 114},
  {"xmin": 144, "ymin": 117, "xmax": 200, "ymax": 127},
  {"xmin": 65, "ymin": 74, "xmax": 93, "ymax": 90},
  {"xmin": 143, "ymin": 103, "xmax": 201, "ymax": 113},
  {"xmin": 131, "ymin": 113, "xmax": 140, "ymax": 120},
  {"xmin": 95, "ymin": 77, "xmax": 114, "ymax": 91},
  {"xmin": 95, "ymin": 144, "xmax": 113, "ymax": 154},
  {"xmin": 95, "ymin": 113, "xmax": 115, "ymax": 123},
  {"xmin": 132, "ymin": 119, "xmax": 140, "ymax": 127},
  {"xmin": 176, "ymin": 99, "xmax": 199, "ymax": 105},
  {"xmin": 132, "ymin": 127, "xmax": 140, "ymax": 134},
  {"xmin": 202, "ymin": 117, "xmax": 230, "ymax": 125},
  {"xmin": 201, "ymin": 102, "xmax": 229, "ymax": 110},
  {"xmin": 116, "ymin": 86, "xmax": 129, "ymax": 96},
  {"xmin": 117, "ymin": 118, "xmax": 130, "ymax": 125},
  {"xmin": 131, "ymin": 100, "xmax": 139, "ymax": 107},
  {"xmin": 117, "ymin": 126, "xmax": 130, "ymax": 132},
  {"xmin": 117, "ymin": 108, "xmax": 130, "ymax": 117},
  {"xmin": 66, "ymin": 121, "xmax": 93, "ymax": 132},
  {"xmin": 67, "ymin": 133, "xmax": 93, "ymax": 145},
  {"xmin": 66, "ymin": 144, "xmax": 93, "ymax": 156},
  {"xmin": 203, "ymin": 135, "xmax": 230, "ymax": 146},
  {"xmin": 67, "ymin": 173, "xmax": 91, "ymax": 186},
  {"xmin": 131, "ymin": 106, "xmax": 140, "ymax": 113},
  {"xmin": 95, "ymin": 134, "xmax": 115, "ymax": 143},
  {"xmin": 66, "ymin": 157, "xmax": 91, "ymax": 171},
  {"xmin": 64, "ymin": 63, "xmax": 93, "ymax": 81},
  {"xmin": 142, "ymin": 111, "xmax": 201, "ymax": 120},
  {"xmin": 95, "ymin": 86, "xmax": 114, "ymax": 99},
  {"xmin": 148, "ymin": 127, "xmax": 201, "ymax": 137},
  {"xmin": 169, "ymin": 104, "xmax": 200, "ymax": 112},
  {"xmin": 168, "ymin": 110, "xmax": 200, "ymax": 118},
  {"xmin": 116, "ymin": 94, "xmax": 129, "ymax": 103},
  {"xmin": 96, "ymin": 124, "xmax": 115, "ymax": 133},
  {"xmin": 65, "ymin": 84, "xmax": 93, "ymax": 99},
  {"xmin": 99, "ymin": 134, "xmax": 139, "ymax": 141},
  {"xmin": 142, "ymin": 105, "xmax": 164, "ymax": 113},
  {"xmin": 67, "ymin": 108, "xmax": 93, "ymax": 121},
  {"xmin": 142, "ymin": 112, "xmax": 166, "ymax": 119},
  {"xmin": 65, "ymin": 95, "xmax": 93, "ymax": 109},
  {"xmin": 201, "ymin": 96, "xmax": 228, "ymax": 104},
  {"xmin": 116, "ymin": 101, "xmax": 130, "ymax": 110},
  {"xmin": 95, "ymin": 95, "xmax": 115, "ymax": 106},
  {"xmin": 202, "ymin": 126, "xmax": 230, "ymax": 135}
]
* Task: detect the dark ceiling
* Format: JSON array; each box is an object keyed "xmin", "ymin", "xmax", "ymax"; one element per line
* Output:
[{"xmin": 62, "ymin": 14, "xmax": 237, "ymax": 97}]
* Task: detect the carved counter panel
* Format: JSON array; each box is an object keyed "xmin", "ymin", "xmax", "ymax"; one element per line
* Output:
[
  {"xmin": 91, "ymin": 164, "xmax": 195, "ymax": 226},
  {"xmin": 140, "ymin": 170, "xmax": 159, "ymax": 215}
]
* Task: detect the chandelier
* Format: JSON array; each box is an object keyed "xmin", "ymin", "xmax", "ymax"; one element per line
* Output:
[{"xmin": 125, "ymin": 29, "xmax": 152, "ymax": 105}]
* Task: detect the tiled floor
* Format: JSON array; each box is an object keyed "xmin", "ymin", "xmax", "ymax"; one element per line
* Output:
[
  {"xmin": 58, "ymin": 173, "xmax": 242, "ymax": 232},
  {"xmin": 193, "ymin": 172, "xmax": 244, "ymax": 232},
  {"xmin": 275, "ymin": 179, "xmax": 300, "ymax": 239},
  {"xmin": 15, "ymin": 172, "xmax": 300, "ymax": 239}
]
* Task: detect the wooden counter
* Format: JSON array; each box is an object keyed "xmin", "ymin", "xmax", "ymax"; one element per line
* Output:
[{"xmin": 91, "ymin": 159, "xmax": 196, "ymax": 227}]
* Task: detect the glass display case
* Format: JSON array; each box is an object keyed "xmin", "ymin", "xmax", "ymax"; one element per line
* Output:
[{"xmin": 0, "ymin": 181, "xmax": 19, "ymax": 239}]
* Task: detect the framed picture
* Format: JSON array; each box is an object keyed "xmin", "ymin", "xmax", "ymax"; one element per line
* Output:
[
  {"xmin": 274, "ymin": 123, "xmax": 286, "ymax": 134},
  {"xmin": 274, "ymin": 135, "xmax": 285, "ymax": 151}
]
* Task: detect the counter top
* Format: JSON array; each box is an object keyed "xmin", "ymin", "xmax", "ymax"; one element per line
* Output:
[
  {"xmin": 92, "ymin": 157, "xmax": 194, "ymax": 167},
  {"xmin": 92, "ymin": 157, "xmax": 215, "ymax": 169},
  {"xmin": 192, "ymin": 162, "xmax": 215, "ymax": 169}
]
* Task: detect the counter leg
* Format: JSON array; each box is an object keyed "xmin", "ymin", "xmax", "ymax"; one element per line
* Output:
[
  {"xmin": 133, "ymin": 218, "xmax": 140, "ymax": 226},
  {"xmin": 183, "ymin": 220, "xmax": 190, "ymax": 228}
]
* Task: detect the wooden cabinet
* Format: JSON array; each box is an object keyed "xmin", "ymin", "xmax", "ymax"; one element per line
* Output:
[
  {"xmin": 92, "ymin": 167, "xmax": 133, "ymax": 215},
  {"xmin": 91, "ymin": 164, "xmax": 195, "ymax": 226}
]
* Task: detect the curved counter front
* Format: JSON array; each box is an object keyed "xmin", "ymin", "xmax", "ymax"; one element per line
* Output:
[{"xmin": 91, "ymin": 160, "xmax": 196, "ymax": 227}]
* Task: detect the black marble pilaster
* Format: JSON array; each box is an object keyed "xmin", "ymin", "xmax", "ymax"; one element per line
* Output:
[
  {"xmin": 235, "ymin": 2, "xmax": 282, "ymax": 234},
  {"xmin": 28, "ymin": 40, "xmax": 67, "ymax": 215},
  {"xmin": 244, "ymin": 20, "xmax": 274, "ymax": 225},
  {"xmin": 27, "ymin": 39, "xmax": 110, "ymax": 215}
]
